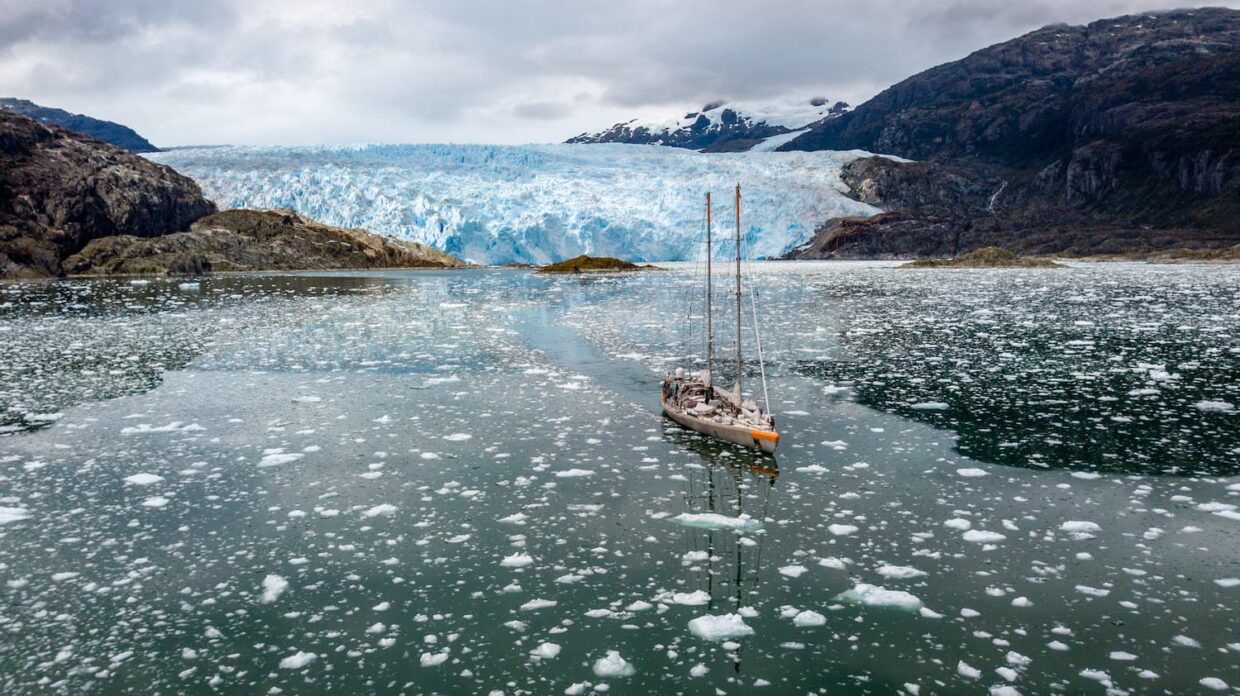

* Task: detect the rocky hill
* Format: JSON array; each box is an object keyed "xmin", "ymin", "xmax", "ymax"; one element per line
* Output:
[
  {"xmin": 1, "ymin": 111, "xmax": 215, "ymax": 278},
  {"xmin": 0, "ymin": 98, "xmax": 158, "ymax": 153},
  {"xmin": 782, "ymin": 8, "xmax": 1240, "ymax": 258},
  {"xmin": 64, "ymin": 209, "xmax": 467, "ymax": 275},
  {"xmin": 567, "ymin": 98, "xmax": 848, "ymax": 152}
]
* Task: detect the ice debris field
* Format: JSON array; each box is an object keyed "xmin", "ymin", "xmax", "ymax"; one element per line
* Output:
[
  {"xmin": 149, "ymin": 143, "xmax": 883, "ymax": 265},
  {"xmin": 0, "ymin": 262, "xmax": 1237, "ymax": 694}
]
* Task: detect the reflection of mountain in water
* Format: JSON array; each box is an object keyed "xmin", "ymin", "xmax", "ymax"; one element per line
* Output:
[{"xmin": 668, "ymin": 427, "xmax": 777, "ymax": 675}]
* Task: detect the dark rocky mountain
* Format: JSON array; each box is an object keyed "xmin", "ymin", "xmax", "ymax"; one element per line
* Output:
[
  {"xmin": 567, "ymin": 98, "xmax": 848, "ymax": 152},
  {"xmin": 64, "ymin": 209, "xmax": 466, "ymax": 275},
  {"xmin": 0, "ymin": 98, "xmax": 158, "ymax": 153},
  {"xmin": 1, "ymin": 111, "xmax": 215, "ymax": 278},
  {"xmin": 782, "ymin": 8, "xmax": 1240, "ymax": 258}
]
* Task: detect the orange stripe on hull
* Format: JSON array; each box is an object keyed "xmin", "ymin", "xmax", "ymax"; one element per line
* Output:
[{"xmin": 750, "ymin": 430, "xmax": 780, "ymax": 442}]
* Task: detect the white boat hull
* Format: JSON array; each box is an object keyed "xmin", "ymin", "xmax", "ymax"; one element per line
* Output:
[{"xmin": 662, "ymin": 396, "xmax": 779, "ymax": 455}]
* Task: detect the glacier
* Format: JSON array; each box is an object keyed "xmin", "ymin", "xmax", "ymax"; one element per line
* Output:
[{"xmin": 150, "ymin": 143, "xmax": 884, "ymax": 265}]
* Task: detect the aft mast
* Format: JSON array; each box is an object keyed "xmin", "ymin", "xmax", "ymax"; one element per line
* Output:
[
  {"xmin": 734, "ymin": 184, "xmax": 742, "ymax": 399},
  {"xmin": 705, "ymin": 192, "xmax": 714, "ymax": 385}
]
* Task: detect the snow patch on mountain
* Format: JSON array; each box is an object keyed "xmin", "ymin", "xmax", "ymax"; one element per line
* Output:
[{"xmin": 150, "ymin": 143, "xmax": 883, "ymax": 265}]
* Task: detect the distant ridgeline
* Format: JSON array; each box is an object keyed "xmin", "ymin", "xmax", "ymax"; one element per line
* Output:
[
  {"xmin": 0, "ymin": 98, "xmax": 158, "ymax": 153},
  {"xmin": 778, "ymin": 8, "xmax": 1240, "ymax": 259}
]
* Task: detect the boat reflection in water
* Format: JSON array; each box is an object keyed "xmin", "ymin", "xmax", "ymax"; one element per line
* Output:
[{"xmin": 664, "ymin": 426, "xmax": 778, "ymax": 676}]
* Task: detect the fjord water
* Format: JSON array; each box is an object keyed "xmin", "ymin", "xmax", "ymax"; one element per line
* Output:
[{"xmin": 0, "ymin": 263, "xmax": 1236, "ymax": 694}]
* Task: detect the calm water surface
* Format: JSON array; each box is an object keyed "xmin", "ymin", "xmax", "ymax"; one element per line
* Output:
[{"xmin": 0, "ymin": 262, "xmax": 1237, "ymax": 695}]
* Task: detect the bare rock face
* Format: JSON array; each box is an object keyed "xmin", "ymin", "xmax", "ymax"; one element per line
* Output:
[
  {"xmin": 0, "ymin": 111, "xmax": 216, "ymax": 278},
  {"xmin": 782, "ymin": 8, "xmax": 1240, "ymax": 254},
  {"xmin": 63, "ymin": 209, "xmax": 467, "ymax": 276}
]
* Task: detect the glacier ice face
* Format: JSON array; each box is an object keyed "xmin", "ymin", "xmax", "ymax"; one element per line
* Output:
[{"xmin": 150, "ymin": 143, "xmax": 883, "ymax": 265}]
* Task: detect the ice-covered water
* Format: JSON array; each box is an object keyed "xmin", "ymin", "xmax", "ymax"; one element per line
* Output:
[
  {"xmin": 0, "ymin": 262, "xmax": 1237, "ymax": 694},
  {"xmin": 148, "ymin": 144, "xmax": 883, "ymax": 265}
]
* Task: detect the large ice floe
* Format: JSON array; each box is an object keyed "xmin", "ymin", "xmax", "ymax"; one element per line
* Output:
[{"xmin": 148, "ymin": 143, "xmax": 884, "ymax": 264}]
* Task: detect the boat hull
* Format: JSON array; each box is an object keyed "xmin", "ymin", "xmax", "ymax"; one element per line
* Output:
[{"xmin": 662, "ymin": 398, "xmax": 779, "ymax": 455}]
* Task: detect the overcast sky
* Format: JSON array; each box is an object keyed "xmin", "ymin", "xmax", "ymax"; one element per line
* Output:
[{"xmin": 1, "ymin": 0, "xmax": 1234, "ymax": 146}]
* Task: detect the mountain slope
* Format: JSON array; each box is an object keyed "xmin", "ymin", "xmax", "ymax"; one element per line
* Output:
[
  {"xmin": 0, "ymin": 111, "xmax": 215, "ymax": 278},
  {"xmin": 568, "ymin": 98, "xmax": 848, "ymax": 152},
  {"xmin": 0, "ymin": 98, "xmax": 158, "ymax": 153},
  {"xmin": 782, "ymin": 7, "xmax": 1240, "ymax": 255}
]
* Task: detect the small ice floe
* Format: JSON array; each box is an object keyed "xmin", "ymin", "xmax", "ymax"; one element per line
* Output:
[
  {"xmin": 443, "ymin": 433, "xmax": 472, "ymax": 441},
  {"xmin": 0, "ymin": 506, "xmax": 31, "ymax": 525},
  {"xmin": 792, "ymin": 610, "xmax": 826, "ymax": 627},
  {"xmin": 956, "ymin": 660, "xmax": 980, "ymax": 679},
  {"xmin": 673, "ymin": 512, "xmax": 762, "ymax": 532},
  {"xmin": 530, "ymin": 642, "xmax": 561, "ymax": 659},
  {"xmin": 1215, "ymin": 578, "xmax": 1239, "ymax": 588},
  {"xmin": 909, "ymin": 401, "xmax": 949, "ymax": 411},
  {"xmin": 142, "ymin": 496, "xmax": 169, "ymax": 508},
  {"xmin": 785, "ymin": 410, "xmax": 810, "ymax": 416},
  {"xmin": 818, "ymin": 557, "xmax": 848, "ymax": 570},
  {"xmin": 944, "ymin": 518, "xmax": 972, "ymax": 531},
  {"xmin": 178, "ymin": 282, "xmax": 200, "ymax": 291},
  {"xmin": 797, "ymin": 464, "xmax": 828, "ymax": 473},
  {"xmin": 962, "ymin": 530, "xmax": 1005, "ymax": 543},
  {"xmin": 1060, "ymin": 521, "xmax": 1101, "ymax": 540},
  {"xmin": 592, "ymin": 650, "xmax": 635, "ymax": 677},
  {"xmin": 834, "ymin": 583, "xmax": 923, "ymax": 611},
  {"xmin": 1075, "ymin": 585, "xmax": 1110, "ymax": 597},
  {"xmin": 500, "ymin": 553, "xmax": 534, "ymax": 568},
  {"xmin": 876, "ymin": 565, "xmax": 926, "ymax": 579},
  {"xmin": 554, "ymin": 469, "xmax": 595, "ymax": 478},
  {"xmin": 1200, "ymin": 677, "xmax": 1230, "ymax": 691},
  {"xmin": 519, "ymin": 599, "xmax": 557, "ymax": 611},
  {"xmin": 956, "ymin": 468, "xmax": 988, "ymax": 478},
  {"xmin": 426, "ymin": 375, "xmax": 460, "ymax": 385},
  {"xmin": 420, "ymin": 650, "xmax": 450, "ymax": 667},
  {"xmin": 257, "ymin": 451, "xmax": 304, "ymax": 468},
  {"xmin": 828, "ymin": 524, "xmax": 858, "ymax": 536},
  {"xmin": 445, "ymin": 534, "xmax": 471, "ymax": 543},
  {"xmin": 498, "ymin": 512, "xmax": 528, "ymax": 525},
  {"xmin": 688, "ymin": 613, "xmax": 754, "ymax": 641},
  {"xmin": 278, "ymin": 651, "xmax": 316, "ymax": 669},
  {"xmin": 291, "ymin": 395, "xmax": 322, "ymax": 403},
  {"xmin": 362, "ymin": 503, "xmax": 397, "ymax": 518},
  {"xmin": 129, "ymin": 279, "xmax": 150, "ymax": 285},
  {"xmin": 260, "ymin": 574, "xmax": 288, "ymax": 603},
  {"xmin": 671, "ymin": 590, "xmax": 710, "ymax": 606},
  {"xmin": 121, "ymin": 421, "xmax": 204, "ymax": 435},
  {"xmin": 1195, "ymin": 400, "xmax": 1234, "ymax": 412},
  {"xmin": 779, "ymin": 565, "xmax": 808, "ymax": 578},
  {"xmin": 123, "ymin": 473, "xmax": 164, "ymax": 486}
]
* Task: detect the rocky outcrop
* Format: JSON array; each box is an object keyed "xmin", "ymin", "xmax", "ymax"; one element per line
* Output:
[
  {"xmin": 903, "ymin": 247, "xmax": 1062, "ymax": 268},
  {"xmin": 783, "ymin": 8, "xmax": 1240, "ymax": 257},
  {"xmin": 1, "ymin": 98, "xmax": 158, "ymax": 153},
  {"xmin": 0, "ymin": 111, "xmax": 215, "ymax": 278},
  {"xmin": 567, "ymin": 99, "xmax": 848, "ymax": 152},
  {"xmin": 63, "ymin": 209, "xmax": 467, "ymax": 276}
]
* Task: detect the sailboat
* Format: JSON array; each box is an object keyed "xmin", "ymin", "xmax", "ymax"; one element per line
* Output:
[{"xmin": 661, "ymin": 185, "xmax": 779, "ymax": 455}]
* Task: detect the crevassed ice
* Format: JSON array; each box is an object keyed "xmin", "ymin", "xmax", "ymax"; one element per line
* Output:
[{"xmin": 148, "ymin": 143, "xmax": 885, "ymax": 264}]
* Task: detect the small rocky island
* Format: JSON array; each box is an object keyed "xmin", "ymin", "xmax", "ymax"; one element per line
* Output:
[
  {"xmin": 537, "ymin": 255, "xmax": 659, "ymax": 274},
  {"xmin": 903, "ymin": 247, "xmax": 1062, "ymax": 268}
]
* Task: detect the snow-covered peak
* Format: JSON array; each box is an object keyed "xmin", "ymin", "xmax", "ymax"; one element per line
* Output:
[{"xmin": 567, "ymin": 98, "xmax": 849, "ymax": 152}]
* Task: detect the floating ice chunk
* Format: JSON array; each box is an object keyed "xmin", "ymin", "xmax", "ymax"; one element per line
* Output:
[
  {"xmin": 1195, "ymin": 400, "xmax": 1234, "ymax": 412},
  {"xmin": 592, "ymin": 650, "xmax": 635, "ymax": 677},
  {"xmin": 877, "ymin": 565, "xmax": 926, "ymax": 579},
  {"xmin": 258, "ymin": 452, "xmax": 304, "ymax": 468},
  {"xmin": 420, "ymin": 650, "xmax": 450, "ymax": 667},
  {"xmin": 626, "ymin": 600, "xmax": 653, "ymax": 611},
  {"xmin": 362, "ymin": 503, "xmax": 397, "ymax": 518},
  {"xmin": 690, "ymin": 663, "xmax": 709, "ymax": 677},
  {"xmin": 1200, "ymin": 677, "xmax": 1230, "ymax": 691},
  {"xmin": 530, "ymin": 642, "xmax": 561, "ymax": 659},
  {"xmin": 910, "ymin": 402, "xmax": 949, "ymax": 411},
  {"xmin": 956, "ymin": 468, "xmax": 988, "ymax": 478},
  {"xmin": 779, "ymin": 565, "xmax": 808, "ymax": 578},
  {"xmin": 1060, "ymin": 521, "xmax": 1101, "ymax": 539},
  {"xmin": 957, "ymin": 661, "xmax": 980, "ymax": 679},
  {"xmin": 292, "ymin": 395, "xmax": 321, "ymax": 403},
  {"xmin": 1109, "ymin": 651, "xmax": 1137, "ymax": 661},
  {"xmin": 688, "ymin": 613, "xmax": 754, "ymax": 641},
  {"xmin": 792, "ymin": 610, "xmax": 826, "ymax": 627},
  {"xmin": 828, "ymin": 524, "xmax": 859, "ymax": 536},
  {"xmin": 554, "ymin": 469, "xmax": 595, "ymax": 478},
  {"xmin": 260, "ymin": 574, "xmax": 288, "ymax": 603},
  {"xmin": 796, "ymin": 464, "xmax": 828, "ymax": 473},
  {"xmin": 1172, "ymin": 635, "xmax": 1201, "ymax": 648},
  {"xmin": 519, "ymin": 599, "xmax": 558, "ymax": 611},
  {"xmin": 962, "ymin": 530, "xmax": 1005, "ymax": 543},
  {"xmin": 1075, "ymin": 585, "xmax": 1110, "ymax": 597},
  {"xmin": 124, "ymin": 473, "xmax": 164, "ymax": 486},
  {"xmin": 835, "ymin": 583, "xmax": 923, "ymax": 611},
  {"xmin": 501, "ymin": 553, "xmax": 534, "ymax": 568},
  {"xmin": 672, "ymin": 590, "xmax": 711, "ymax": 606},
  {"xmin": 445, "ymin": 534, "xmax": 471, "ymax": 543},
  {"xmin": 279, "ymin": 651, "xmax": 316, "ymax": 669},
  {"xmin": 499, "ymin": 512, "xmax": 528, "ymax": 525},
  {"xmin": 0, "ymin": 506, "xmax": 31, "ymax": 525},
  {"xmin": 818, "ymin": 557, "xmax": 848, "ymax": 570},
  {"xmin": 142, "ymin": 496, "xmax": 169, "ymax": 508},
  {"xmin": 944, "ymin": 518, "xmax": 972, "ymax": 531},
  {"xmin": 673, "ymin": 512, "xmax": 762, "ymax": 531},
  {"xmin": 1215, "ymin": 578, "xmax": 1239, "ymax": 588},
  {"xmin": 122, "ymin": 421, "xmax": 204, "ymax": 435},
  {"xmin": 443, "ymin": 433, "xmax": 472, "ymax": 441}
]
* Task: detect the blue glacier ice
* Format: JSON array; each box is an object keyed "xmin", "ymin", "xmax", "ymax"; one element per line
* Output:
[{"xmin": 150, "ymin": 143, "xmax": 885, "ymax": 264}]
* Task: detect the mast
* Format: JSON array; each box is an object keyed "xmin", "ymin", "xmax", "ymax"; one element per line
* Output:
[
  {"xmin": 705, "ymin": 192, "xmax": 714, "ymax": 381},
  {"xmin": 734, "ymin": 184, "xmax": 742, "ymax": 398}
]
